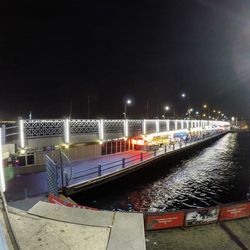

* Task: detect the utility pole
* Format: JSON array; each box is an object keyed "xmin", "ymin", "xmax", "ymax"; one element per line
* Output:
[{"xmin": 69, "ymin": 99, "xmax": 72, "ymax": 118}]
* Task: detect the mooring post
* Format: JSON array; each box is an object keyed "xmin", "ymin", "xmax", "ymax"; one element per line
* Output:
[
  {"xmin": 154, "ymin": 149, "xmax": 157, "ymax": 157},
  {"xmin": 98, "ymin": 164, "xmax": 102, "ymax": 176},
  {"xmin": 140, "ymin": 152, "xmax": 143, "ymax": 161},
  {"xmin": 164, "ymin": 145, "xmax": 167, "ymax": 153},
  {"xmin": 122, "ymin": 158, "xmax": 125, "ymax": 168}
]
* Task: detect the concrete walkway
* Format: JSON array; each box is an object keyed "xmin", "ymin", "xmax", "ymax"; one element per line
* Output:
[
  {"xmin": 146, "ymin": 218, "xmax": 250, "ymax": 250},
  {"xmin": 4, "ymin": 201, "xmax": 146, "ymax": 250}
]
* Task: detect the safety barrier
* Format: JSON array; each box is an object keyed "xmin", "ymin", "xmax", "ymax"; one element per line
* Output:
[
  {"xmin": 47, "ymin": 195, "xmax": 250, "ymax": 231},
  {"xmin": 145, "ymin": 201, "xmax": 250, "ymax": 230}
]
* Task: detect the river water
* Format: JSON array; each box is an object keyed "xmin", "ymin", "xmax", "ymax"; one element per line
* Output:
[{"xmin": 74, "ymin": 132, "xmax": 250, "ymax": 212}]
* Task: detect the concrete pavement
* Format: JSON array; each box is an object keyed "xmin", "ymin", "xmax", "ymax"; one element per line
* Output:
[
  {"xmin": 146, "ymin": 218, "xmax": 250, "ymax": 250},
  {"xmin": 5, "ymin": 201, "xmax": 146, "ymax": 250}
]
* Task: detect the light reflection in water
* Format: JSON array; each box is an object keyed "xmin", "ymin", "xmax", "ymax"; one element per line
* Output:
[
  {"xmin": 147, "ymin": 133, "xmax": 239, "ymax": 211},
  {"xmin": 75, "ymin": 133, "xmax": 250, "ymax": 212}
]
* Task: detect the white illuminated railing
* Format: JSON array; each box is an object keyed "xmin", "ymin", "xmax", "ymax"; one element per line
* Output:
[{"xmin": 19, "ymin": 119, "xmax": 230, "ymax": 148}]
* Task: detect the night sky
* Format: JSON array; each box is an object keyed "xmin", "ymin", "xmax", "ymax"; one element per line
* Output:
[{"xmin": 1, "ymin": 0, "xmax": 250, "ymax": 120}]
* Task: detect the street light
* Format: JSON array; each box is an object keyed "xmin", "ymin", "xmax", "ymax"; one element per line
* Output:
[
  {"xmin": 164, "ymin": 106, "xmax": 170, "ymax": 118},
  {"xmin": 165, "ymin": 106, "xmax": 170, "ymax": 111},
  {"xmin": 124, "ymin": 99, "xmax": 132, "ymax": 119},
  {"xmin": 181, "ymin": 92, "xmax": 190, "ymax": 118}
]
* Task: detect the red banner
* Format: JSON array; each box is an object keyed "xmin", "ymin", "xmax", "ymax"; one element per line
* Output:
[
  {"xmin": 146, "ymin": 211, "xmax": 185, "ymax": 230},
  {"xmin": 48, "ymin": 194, "xmax": 98, "ymax": 210},
  {"xmin": 219, "ymin": 202, "xmax": 250, "ymax": 221}
]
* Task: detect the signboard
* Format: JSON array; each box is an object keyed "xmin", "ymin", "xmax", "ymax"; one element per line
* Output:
[
  {"xmin": 48, "ymin": 194, "xmax": 98, "ymax": 210},
  {"xmin": 146, "ymin": 211, "xmax": 185, "ymax": 230},
  {"xmin": 219, "ymin": 202, "xmax": 250, "ymax": 221},
  {"xmin": 185, "ymin": 207, "xmax": 219, "ymax": 226}
]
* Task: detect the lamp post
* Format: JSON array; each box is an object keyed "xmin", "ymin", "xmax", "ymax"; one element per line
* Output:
[
  {"xmin": 124, "ymin": 99, "xmax": 132, "ymax": 119},
  {"xmin": 181, "ymin": 93, "xmax": 190, "ymax": 119},
  {"xmin": 164, "ymin": 106, "xmax": 170, "ymax": 118}
]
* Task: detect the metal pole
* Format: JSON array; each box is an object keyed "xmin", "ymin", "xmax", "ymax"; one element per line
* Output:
[
  {"xmin": 98, "ymin": 164, "xmax": 102, "ymax": 176},
  {"xmin": 124, "ymin": 103, "xmax": 127, "ymax": 119},
  {"xmin": 59, "ymin": 148, "xmax": 64, "ymax": 188}
]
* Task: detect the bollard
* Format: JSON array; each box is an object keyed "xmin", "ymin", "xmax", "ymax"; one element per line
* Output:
[
  {"xmin": 122, "ymin": 158, "xmax": 125, "ymax": 168},
  {"xmin": 164, "ymin": 145, "xmax": 167, "ymax": 153},
  {"xmin": 63, "ymin": 171, "xmax": 69, "ymax": 185},
  {"xmin": 154, "ymin": 149, "xmax": 157, "ymax": 157},
  {"xmin": 140, "ymin": 152, "xmax": 143, "ymax": 161},
  {"xmin": 98, "ymin": 164, "xmax": 102, "ymax": 176},
  {"xmin": 173, "ymin": 144, "xmax": 175, "ymax": 151}
]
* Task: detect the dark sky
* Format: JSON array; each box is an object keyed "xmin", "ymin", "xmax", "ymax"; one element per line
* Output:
[{"xmin": 1, "ymin": 0, "xmax": 250, "ymax": 119}]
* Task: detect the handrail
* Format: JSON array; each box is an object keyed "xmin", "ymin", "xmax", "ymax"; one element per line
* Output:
[{"xmin": 102, "ymin": 159, "xmax": 123, "ymax": 167}]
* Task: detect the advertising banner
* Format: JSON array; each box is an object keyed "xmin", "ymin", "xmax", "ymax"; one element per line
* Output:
[
  {"xmin": 146, "ymin": 211, "xmax": 185, "ymax": 230},
  {"xmin": 219, "ymin": 202, "xmax": 250, "ymax": 221},
  {"xmin": 185, "ymin": 207, "xmax": 219, "ymax": 226}
]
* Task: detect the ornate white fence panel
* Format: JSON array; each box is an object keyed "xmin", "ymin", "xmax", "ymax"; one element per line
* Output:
[
  {"xmin": 104, "ymin": 120, "xmax": 124, "ymax": 140},
  {"xmin": 159, "ymin": 120, "xmax": 167, "ymax": 132},
  {"xmin": 24, "ymin": 119, "xmax": 64, "ymax": 138},
  {"xmin": 146, "ymin": 120, "xmax": 156, "ymax": 134},
  {"xmin": 18, "ymin": 119, "xmax": 229, "ymax": 149},
  {"xmin": 70, "ymin": 120, "xmax": 99, "ymax": 135},
  {"xmin": 128, "ymin": 120, "xmax": 142, "ymax": 137}
]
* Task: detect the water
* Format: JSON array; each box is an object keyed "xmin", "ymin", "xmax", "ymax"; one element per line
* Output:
[{"xmin": 73, "ymin": 132, "xmax": 250, "ymax": 212}]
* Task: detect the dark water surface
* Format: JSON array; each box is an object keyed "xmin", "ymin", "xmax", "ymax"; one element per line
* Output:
[{"xmin": 73, "ymin": 132, "xmax": 250, "ymax": 212}]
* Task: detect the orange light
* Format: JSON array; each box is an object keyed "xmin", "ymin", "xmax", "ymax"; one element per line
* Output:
[
  {"xmin": 132, "ymin": 139, "xmax": 137, "ymax": 145},
  {"xmin": 137, "ymin": 139, "xmax": 144, "ymax": 145}
]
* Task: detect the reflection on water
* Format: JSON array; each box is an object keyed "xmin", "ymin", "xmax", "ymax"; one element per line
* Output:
[{"xmin": 74, "ymin": 132, "xmax": 250, "ymax": 212}]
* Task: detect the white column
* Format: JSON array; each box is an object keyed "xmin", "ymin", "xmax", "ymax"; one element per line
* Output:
[
  {"xmin": 166, "ymin": 120, "xmax": 170, "ymax": 131},
  {"xmin": 64, "ymin": 118, "xmax": 70, "ymax": 144},
  {"xmin": 99, "ymin": 119, "xmax": 104, "ymax": 140},
  {"xmin": 181, "ymin": 120, "xmax": 184, "ymax": 129},
  {"xmin": 19, "ymin": 119, "xmax": 25, "ymax": 148},
  {"xmin": 156, "ymin": 119, "xmax": 160, "ymax": 133},
  {"xmin": 124, "ymin": 119, "xmax": 128, "ymax": 137},
  {"xmin": 186, "ymin": 120, "xmax": 189, "ymax": 129},
  {"xmin": 0, "ymin": 128, "xmax": 6, "ymax": 192},
  {"xmin": 143, "ymin": 119, "xmax": 146, "ymax": 134}
]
